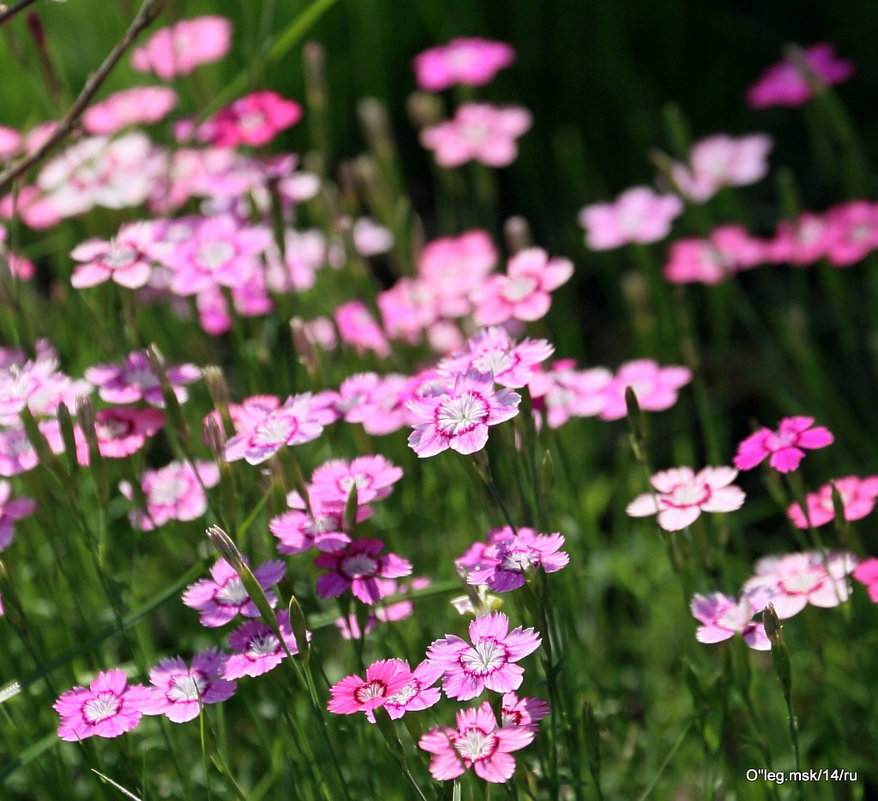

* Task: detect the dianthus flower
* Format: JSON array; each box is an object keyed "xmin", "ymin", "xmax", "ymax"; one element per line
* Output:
[
  {"xmin": 269, "ymin": 492, "xmax": 357, "ymax": 555},
  {"xmin": 420, "ymin": 103, "xmax": 532, "ymax": 168},
  {"xmin": 578, "ymin": 186, "xmax": 683, "ymax": 250},
  {"xmin": 457, "ymin": 526, "xmax": 569, "ymax": 592},
  {"xmin": 413, "ymin": 38, "xmax": 515, "ymax": 91},
  {"xmin": 85, "ymin": 350, "xmax": 200, "ymax": 407},
  {"xmin": 627, "ymin": 466, "xmax": 745, "ymax": 532},
  {"xmin": 733, "ymin": 416, "xmax": 833, "ymax": 473},
  {"xmin": 223, "ymin": 611, "xmax": 303, "ymax": 679},
  {"xmin": 418, "ymin": 229, "xmax": 497, "ymax": 318},
  {"xmin": 528, "ymin": 361, "xmax": 613, "ymax": 429},
  {"xmin": 746, "ymin": 43, "xmax": 855, "ymax": 108},
  {"xmin": 223, "ymin": 393, "xmax": 324, "ymax": 465},
  {"xmin": 500, "ymin": 692, "xmax": 550, "ymax": 733},
  {"xmin": 197, "ymin": 91, "xmax": 302, "ymax": 148},
  {"xmin": 70, "ymin": 221, "xmax": 162, "ymax": 289},
  {"xmin": 786, "ymin": 475, "xmax": 878, "ymax": 529},
  {"xmin": 139, "ymin": 649, "xmax": 236, "ymax": 722},
  {"xmin": 315, "ymin": 538, "xmax": 412, "ymax": 605},
  {"xmin": 690, "ymin": 591, "xmax": 770, "ymax": 651},
  {"xmin": 327, "ymin": 659, "xmax": 413, "ymax": 720},
  {"xmin": 0, "ymin": 426, "xmax": 40, "ymax": 476},
  {"xmin": 663, "ymin": 225, "xmax": 767, "ymax": 285},
  {"xmin": 599, "ymin": 359, "xmax": 692, "ymax": 421},
  {"xmin": 764, "ymin": 211, "xmax": 832, "ymax": 266},
  {"xmin": 741, "ymin": 551, "xmax": 858, "ymax": 618},
  {"xmin": 0, "ymin": 479, "xmax": 36, "ymax": 551},
  {"xmin": 419, "ymin": 701, "xmax": 535, "ymax": 783},
  {"xmin": 120, "ymin": 459, "xmax": 220, "ymax": 531},
  {"xmin": 426, "ymin": 611, "xmax": 541, "ymax": 701},
  {"xmin": 384, "ymin": 658, "xmax": 443, "ymax": 719},
  {"xmin": 822, "ymin": 200, "xmax": 878, "ymax": 267},
  {"xmin": 334, "ymin": 300, "xmax": 391, "ymax": 359},
  {"xmin": 377, "ymin": 278, "xmax": 440, "ymax": 344},
  {"xmin": 309, "ymin": 455, "xmax": 403, "ymax": 508},
  {"xmin": 82, "ymin": 87, "xmax": 178, "ymax": 136},
  {"xmin": 86, "ymin": 406, "xmax": 165, "ymax": 460},
  {"xmin": 852, "ymin": 558, "xmax": 878, "ymax": 603},
  {"xmin": 407, "ymin": 369, "xmax": 520, "ymax": 458},
  {"xmin": 54, "ymin": 668, "xmax": 152, "ymax": 742},
  {"xmin": 0, "ymin": 126, "xmax": 20, "ymax": 160},
  {"xmin": 182, "ymin": 557, "xmax": 285, "ymax": 627},
  {"xmin": 0, "ymin": 352, "xmax": 90, "ymax": 424},
  {"xmin": 131, "ymin": 15, "xmax": 233, "ymax": 80}
]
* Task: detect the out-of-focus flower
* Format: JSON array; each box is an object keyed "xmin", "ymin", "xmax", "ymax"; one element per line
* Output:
[
  {"xmin": 733, "ymin": 416, "xmax": 834, "ymax": 473},
  {"xmin": 746, "ymin": 43, "xmax": 855, "ymax": 108},
  {"xmin": 83, "ymin": 87, "xmax": 178, "ymax": 135},
  {"xmin": 196, "ymin": 91, "xmax": 302, "ymax": 148},
  {"xmin": 0, "ymin": 479, "xmax": 36, "ymax": 551},
  {"xmin": 663, "ymin": 225, "xmax": 767, "ymax": 284},
  {"xmin": 578, "ymin": 187, "xmax": 683, "ymax": 250},
  {"xmin": 786, "ymin": 475, "xmax": 878, "ymax": 529},
  {"xmin": 413, "ymin": 38, "xmax": 515, "ymax": 91},
  {"xmin": 131, "ymin": 16, "xmax": 233, "ymax": 80},
  {"xmin": 690, "ymin": 591, "xmax": 771, "ymax": 650},
  {"xmin": 599, "ymin": 359, "xmax": 692, "ymax": 421}
]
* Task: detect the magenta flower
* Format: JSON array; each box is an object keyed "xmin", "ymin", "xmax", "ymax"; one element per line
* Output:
[
  {"xmin": 413, "ymin": 38, "xmax": 515, "ymax": 91},
  {"xmin": 500, "ymin": 692, "xmax": 550, "ymax": 733},
  {"xmin": 315, "ymin": 538, "xmax": 412, "ymax": 605},
  {"xmin": 663, "ymin": 225, "xmax": 767, "ymax": 285},
  {"xmin": 823, "ymin": 200, "xmax": 878, "ymax": 267},
  {"xmin": 85, "ymin": 350, "xmax": 200, "ymax": 407},
  {"xmin": 327, "ymin": 659, "xmax": 413, "ymax": 720},
  {"xmin": 733, "ymin": 416, "xmax": 834, "ymax": 473},
  {"xmin": 90, "ymin": 407, "xmax": 165, "ymax": 460},
  {"xmin": 852, "ymin": 558, "xmax": 878, "ymax": 603},
  {"xmin": 82, "ymin": 86, "xmax": 178, "ymax": 136},
  {"xmin": 627, "ymin": 466, "xmax": 745, "ymax": 532},
  {"xmin": 223, "ymin": 393, "xmax": 325, "ymax": 465},
  {"xmin": 70, "ymin": 221, "xmax": 162, "ymax": 289},
  {"xmin": 407, "ymin": 369, "xmax": 520, "ymax": 458},
  {"xmin": 578, "ymin": 186, "xmax": 683, "ymax": 250},
  {"xmin": 746, "ymin": 43, "xmax": 855, "ymax": 108},
  {"xmin": 198, "ymin": 91, "xmax": 302, "ymax": 149},
  {"xmin": 419, "ymin": 701, "xmax": 535, "ymax": 783},
  {"xmin": 334, "ymin": 300, "xmax": 391, "ymax": 359},
  {"xmin": 0, "ymin": 479, "xmax": 36, "ymax": 551},
  {"xmin": 182, "ymin": 557, "xmax": 285, "ymax": 628},
  {"xmin": 54, "ymin": 668, "xmax": 152, "ymax": 742},
  {"xmin": 131, "ymin": 15, "xmax": 233, "ymax": 80},
  {"xmin": 384, "ymin": 659, "xmax": 443, "ymax": 719},
  {"xmin": 224, "ymin": 611, "xmax": 303, "ymax": 679},
  {"xmin": 786, "ymin": 475, "xmax": 878, "ymax": 529},
  {"xmin": 472, "ymin": 248, "xmax": 573, "ymax": 326},
  {"xmin": 120, "ymin": 459, "xmax": 220, "ymax": 531},
  {"xmin": 309, "ymin": 455, "xmax": 403, "ymax": 508},
  {"xmin": 765, "ymin": 211, "xmax": 832, "ymax": 266},
  {"xmin": 426, "ymin": 611, "xmax": 541, "ymax": 701},
  {"xmin": 418, "ymin": 229, "xmax": 497, "ymax": 318},
  {"xmin": 269, "ymin": 489, "xmax": 363, "ymax": 555},
  {"xmin": 599, "ymin": 359, "xmax": 692, "ymax": 421},
  {"xmin": 742, "ymin": 551, "xmax": 858, "ymax": 619},
  {"xmin": 420, "ymin": 103, "xmax": 532, "ymax": 168},
  {"xmin": 689, "ymin": 592, "xmax": 770, "ymax": 651},
  {"xmin": 139, "ymin": 649, "xmax": 237, "ymax": 723},
  {"xmin": 457, "ymin": 526, "xmax": 569, "ymax": 592}
]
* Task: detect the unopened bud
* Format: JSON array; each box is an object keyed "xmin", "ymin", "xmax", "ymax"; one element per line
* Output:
[
  {"xmin": 503, "ymin": 216, "xmax": 532, "ymax": 254},
  {"xmin": 406, "ymin": 92, "xmax": 442, "ymax": 129},
  {"xmin": 290, "ymin": 317, "xmax": 319, "ymax": 376}
]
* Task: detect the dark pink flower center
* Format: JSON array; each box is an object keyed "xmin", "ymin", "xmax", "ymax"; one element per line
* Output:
[{"xmin": 353, "ymin": 680, "xmax": 388, "ymax": 705}]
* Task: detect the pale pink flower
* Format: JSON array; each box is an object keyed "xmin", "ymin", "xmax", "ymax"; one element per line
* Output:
[
  {"xmin": 765, "ymin": 211, "xmax": 832, "ymax": 266},
  {"xmin": 139, "ymin": 649, "xmax": 236, "ymax": 723},
  {"xmin": 407, "ymin": 369, "xmax": 520, "ymax": 457},
  {"xmin": 0, "ymin": 353, "xmax": 90, "ymax": 424},
  {"xmin": 70, "ymin": 221, "xmax": 161, "ymax": 289},
  {"xmin": 131, "ymin": 16, "xmax": 233, "ymax": 80},
  {"xmin": 377, "ymin": 278, "xmax": 439, "ymax": 344},
  {"xmin": 334, "ymin": 300, "xmax": 391, "ymax": 359},
  {"xmin": 747, "ymin": 43, "xmax": 855, "ymax": 108},
  {"xmin": 0, "ymin": 426, "xmax": 40, "ymax": 476},
  {"xmin": 669, "ymin": 134, "xmax": 773, "ymax": 203},
  {"xmin": 85, "ymin": 350, "xmax": 200, "ymax": 407},
  {"xmin": 0, "ymin": 479, "xmax": 36, "ymax": 551},
  {"xmin": 690, "ymin": 591, "xmax": 771, "ymax": 651},
  {"xmin": 599, "ymin": 359, "xmax": 692, "ymax": 421},
  {"xmin": 350, "ymin": 217, "xmax": 394, "ymax": 256},
  {"xmin": 0, "ymin": 184, "xmax": 63, "ymax": 230},
  {"xmin": 197, "ymin": 91, "xmax": 302, "ymax": 148},
  {"xmin": 472, "ymin": 247, "xmax": 573, "ymax": 325},
  {"xmin": 413, "ymin": 38, "xmax": 515, "ymax": 91},
  {"xmin": 418, "ymin": 229, "xmax": 497, "ymax": 318},
  {"xmin": 733, "ymin": 416, "xmax": 834, "ymax": 473},
  {"xmin": 578, "ymin": 186, "xmax": 683, "ymax": 250},
  {"xmin": 663, "ymin": 225, "xmax": 767, "ymax": 284},
  {"xmin": 336, "ymin": 372, "xmax": 411, "ymax": 436},
  {"xmin": 529, "ymin": 361, "xmax": 613, "ymax": 428},
  {"xmin": 223, "ymin": 611, "xmax": 302, "ymax": 679},
  {"xmin": 0, "ymin": 126, "xmax": 21, "ymax": 161},
  {"xmin": 182, "ymin": 557, "xmax": 285, "ymax": 627},
  {"xmin": 315, "ymin": 538, "xmax": 412, "ymax": 605},
  {"xmin": 89, "ymin": 406, "xmax": 165, "ymax": 460},
  {"xmin": 327, "ymin": 659, "xmax": 413, "ymax": 720},
  {"xmin": 83, "ymin": 87, "xmax": 178, "ymax": 135},
  {"xmin": 309, "ymin": 455, "xmax": 403, "ymax": 508},
  {"xmin": 420, "ymin": 103, "xmax": 532, "ymax": 168},
  {"xmin": 627, "ymin": 466, "xmax": 745, "ymax": 531},
  {"xmin": 426, "ymin": 611, "xmax": 540, "ymax": 701},
  {"xmin": 54, "ymin": 668, "xmax": 152, "ymax": 741},
  {"xmin": 269, "ymin": 494, "xmax": 355, "ymax": 555},
  {"xmin": 384, "ymin": 659, "xmax": 443, "ymax": 719},
  {"xmin": 852, "ymin": 558, "xmax": 878, "ymax": 603},
  {"xmin": 419, "ymin": 701, "xmax": 535, "ymax": 783},
  {"xmin": 120, "ymin": 459, "xmax": 220, "ymax": 531},
  {"xmin": 823, "ymin": 201, "xmax": 878, "ymax": 267},
  {"xmin": 500, "ymin": 692, "xmax": 550, "ymax": 733},
  {"xmin": 741, "ymin": 551, "xmax": 858, "ymax": 618},
  {"xmin": 786, "ymin": 476, "xmax": 878, "ymax": 529}
]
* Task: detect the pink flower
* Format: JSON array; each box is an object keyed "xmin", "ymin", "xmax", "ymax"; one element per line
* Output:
[
  {"xmin": 419, "ymin": 701, "xmax": 535, "ymax": 783},
  {"xmin": 627, "ymin": 466, "xmax": 745, "ymax": 532},
  {"xmin": 70, "ymin": 221, "xmax": 161, "ymax": 289},
  {"xmin": 309, "ymin": 455, "xmax": 403, "ymax": 508},
  {"xmin": 747, "ymin": 43, "xmax": 855, "ymax": 109},
  {"xmin": 472, "ymin": 248, "xmax": 573, "ymax": 326},
  {"xmin": 599, "ymin": 359, "xmax": 692, "ymax": 421},
  {"xmin": 823, "ymin": 201, "xmax": 878, "ymax": 267},
  {"xmin": 383, "ymin": 659, "xmax": 443, "ymax": 719},
  {"xmin": 413, "ymin": 38, "xmax": 515, "ymax": 91},
  {"xmin": 733, "ymin": 416, "xmax": 834, "ymax": 473},
  {"xmin": 420, "ymin": 103, "xmax": 532, "ymax": 168},
  {"xmin": 407, "ymin": 369, "xmax": 520, "ymax": 458},
  {"xmin": 85, "ymin": 350, "xmax": 200, "ymax": 407},
  {"xmin": 529, "ymin": 361, "xmax": 613, "ymax": 429},
  {"xmin": 197, "ymin": 91, "xmax": 302, "ymax": 148},
  {"xmin": 0, "ymin": 351, "xmax": 90, "ymax": 424},
  {"xmin": 89, "ymin": 406, "xmax": 165, "ymax": 460},
  {"xmin": 377, "ymin": 278, "xmax": 440, "ymax": 344},
  {"xmin": 83, "ymin": 86, "xmax": 178, "ymax": 135},
  {"xmin": 223, "ymin": 611, "xmax": 303, "ymax": 679},
  {"xmin": 54, "ymin": 668, "xmax": 152, "ymax": 741},
  {"xmin": 418, "ymin": 229, "xmax": 497, "ymax": 317},
  {"xmin": 689, "ymin": 592, "xmax": 770, "ymax": 651},
  {"xmin": 182, "ymin": 557, "xmax": 285, "ymax": 627},
  {"xmin": 669, "ymin": 134, "xmax": 773, "ymax": 203},
  {"xmin": 315, "ymin": 538, "xmax": 412, "ymax": 605},
  {"xmin": 269, "ymin": 493, "xmax": 357, "ymax": 555},
  {"xmin": 786, "ymin": 475, "xmax": 878, "ymax": 529},
  {"xmin": 0, "ymin": 479, "xmax": 36, "ymax": 551},
  {"xmin": 223, "ymin": 393, "xmax": 325, "ymax": 465},
  {"xmin": 500, "ymin": 692, "xmax": 550, "ymax": 733},
  {"xmin": 139, "ymin": 649, "xmax": 236, "ymax": 723},
  {"xmin": 426, "ymin": 611, "xmax": 541, "ymax": 700},
  {"xmin": 0, "ymin": 125, "xmax": 21, "ymax": 160},
  {"xmin": 741, "ymin": 551, "xmax": 858, "ymax": 619},
  {"xmin": 578, "ymin": 187, "xmax": 683, "ymax": 250},
  {"xmin": 852, "ymin": 558, "xmax": 878, "ymax": 603},
  {"xmin": 663, "ymin": 225, "xmax": 767, "ymax": 285},
  {"xmin": 120, "ymin": 460, "xmax": 220, "ymax": 531},
  {"xmin": 327, "ymin": 659, "xmax": 413, "ymax": 720},
  {"xmin": 334, "ymin": 300, "xmax": 391, "ymax": 359},
  {"xmin": 765, "ymin": 211, "xmax": 832, "ymax": 266},
  {"xmin": 131, "ymin": 16, "xmax": 233, "ymax": 80},
  {"xmin": 457, "ymin": 526, "xmax": 569, "ymax": 592}
]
